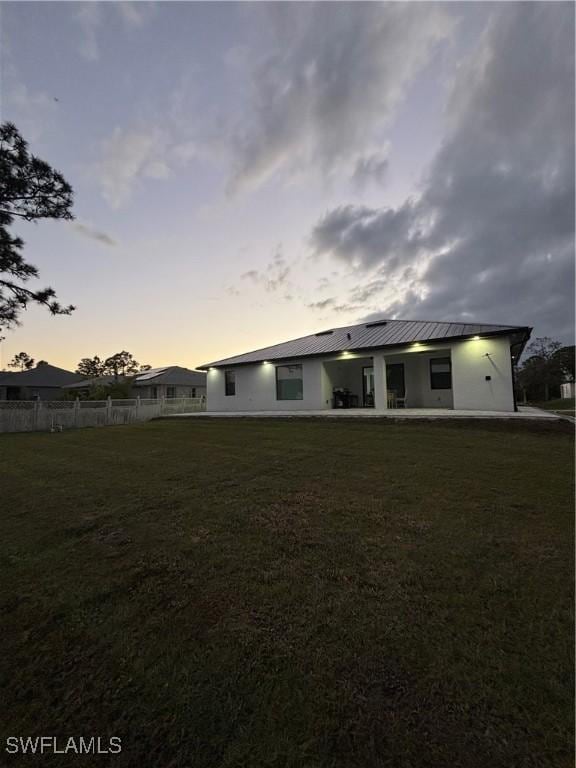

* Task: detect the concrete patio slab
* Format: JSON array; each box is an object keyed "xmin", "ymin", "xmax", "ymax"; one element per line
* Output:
[{"xmin": 164, "ymin": 406, "xmax": 561, "ymax": 421}]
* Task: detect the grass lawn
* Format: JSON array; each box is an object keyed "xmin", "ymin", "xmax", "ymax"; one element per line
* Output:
[
  {"xmin": 533, "ymin": 398, "xmax": 575, "ymax": 416},
  {"xmin": 0, "ymin": 418, "xmax": 573, "ymax": 768}
]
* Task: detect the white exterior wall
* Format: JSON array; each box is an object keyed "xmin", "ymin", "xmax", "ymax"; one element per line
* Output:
[
  {"xmin": 410, "ymin": 354, "xmax": 453, "ymax": 408},
  {"xmin": 136, "ymin": 384, "xmax": 206, "ymax": 399},
  {"xmin": 207, "ymin": 359, "xmax": 328, "ymax": 412},
  {"xmin": 450, "ymin": 336, "xmax": 514, "ymax": 411}
]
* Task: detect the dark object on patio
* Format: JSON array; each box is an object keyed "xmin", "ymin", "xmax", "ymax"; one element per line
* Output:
[{"xmin": 332, "ymin": 388, "xmax": 359, "ymax": 409}]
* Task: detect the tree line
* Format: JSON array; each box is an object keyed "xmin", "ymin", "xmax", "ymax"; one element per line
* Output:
[
  {"xmin": 76, "ymin": 352, "xmax": 151, "ymax": 379},
  {"xmin": 7, "ymin": 350, "xmax": 151, "ymax": 379},
  {"xmin": 516, "ymin": 337, "xmax": 574, "ymax": 402},
  {"xmin": 9, "ymin": 337, "xmax": 574, "ymax": 406}
]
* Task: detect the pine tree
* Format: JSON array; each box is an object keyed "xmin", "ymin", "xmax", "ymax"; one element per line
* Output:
[{"xmin": 0, "ymin": 122, "xmax": 75, "ymax": 338}]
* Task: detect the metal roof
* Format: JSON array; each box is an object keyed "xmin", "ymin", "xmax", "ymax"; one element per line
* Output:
[
  {"xmin": 132, "ymin": 366, "xmax": 206, "ymax": 386},
  {"xmin": 132, "ymin": 367, "xmax": 170, "ymax": 381},
  {"xmin": 200, "ymin": 319, "xmax": 531, "ymax": 369}
]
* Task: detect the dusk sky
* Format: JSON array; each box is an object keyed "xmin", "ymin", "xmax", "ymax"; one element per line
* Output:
[{"xmin": 1, "ymin": 1, "xmax": 574, "ymax": 372}]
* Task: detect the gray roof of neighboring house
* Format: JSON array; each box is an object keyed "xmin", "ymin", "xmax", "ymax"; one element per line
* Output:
[
  {"xmin": 131, "ymin": 366, "xmax": 206, "ymax": 387},
  {"xmin": 63, "ymin": 367, "xmax": 207, "ymax": 389},
  {"xmin": 200, "ymin": 319, "xmax": 532, "ymax": 369},
  {"xmin": 0, "ymin": 364, "xmax": 84, "ymax": 388},
  {"xmin": 62, "ymin": 376, "xmax": 121, "ymax": 390}
]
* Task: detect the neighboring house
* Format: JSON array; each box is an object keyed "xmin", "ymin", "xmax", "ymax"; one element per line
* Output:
[
  {"xmin": 131, "ymin": 367, "xmax": 206, "ymax": 399},
  {"xmin": 200, "ymin": 319, "xmax": 531, "ymax": 413},
  {"xmin": 0, "ymin": 363, "xmax": 84, "ymax": 401},
  {"xmin": 560, "ymin": 380, "xmax": 575, "ymax": 399},
  {"xmin": 63, "ymin": 366, "xmax": 207, "ymax": 399},
  {"xmin": 62, "ymin": 376, "xmax": 125, "ymax": 397}
]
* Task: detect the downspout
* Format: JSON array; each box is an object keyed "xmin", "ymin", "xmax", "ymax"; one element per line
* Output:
[
  {"xmin": 510, "ymin": 329, "xmax": 533, "ymax": 413},
  {"xmin": 510, "ymin": 344, "xmax": 518, "ymax": 412}
]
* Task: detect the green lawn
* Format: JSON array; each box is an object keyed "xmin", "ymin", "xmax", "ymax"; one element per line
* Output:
[
  {"xmin": 1, "ymin": 418, "xmax": 573, "ymax": 768},
  {"xmin": 533, "ymin": 398, "xmax": 575, "ymax": 416}
]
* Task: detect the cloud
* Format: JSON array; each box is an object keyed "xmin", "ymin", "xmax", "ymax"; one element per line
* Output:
[
  {"xmin": 350, "ymin": 279, "xmax": 388, "ymax": 304},
  {"xmin": 94, "ymin": 128, "xmax": 164, "ymax": 208},
  {"xmin": 75, "ymin": 3, "xmax": 101, "ymax": 62},
  {"xmin": 311, "ymin": 202, "xmax": 423, "ymax": 273},
  {"xmin": 348, "ymin": 266, "xmax": 419, "ymax": 306},
  {"xmin": 74, "ymin": 2, "xmax": 154, "ymax": 61},
  {"xmin": 307, "ymin": 298, "xmax": 365, "ymax": 315},
  {"xmin": 116, "ymin": 1, "xmax": 152, "ymax": 28},
  {"xmin": 228, "ymin": 3, "xmax": 454, "ymax": 193},
  {"xmin": 351, "ymin": 151, "xmax": 389, "ymax": 190},
  {"xmin": 2, "ymin": 81, "xmax": 58, "ymax": 141},
  {"xmin": 70, "ymin": 222, "xmax": 116, "ymax": 246},
  {"xmin": 310, "ymin": 4, "xmax": 575, "ymax": 341},
  {"xmin": 333, "ymin": 303, "xmax": 363, "ymax": 314},
  {"xmin": 307, "ymin": 298, "xmax": 335, "ymax": 310},
  {"xmin": 238, "ymin": 248, "xmax": 292, "ymax": 293},
  {"xmin": 93, "ymin": 125, "xmax": 199, "ymax": 208}
]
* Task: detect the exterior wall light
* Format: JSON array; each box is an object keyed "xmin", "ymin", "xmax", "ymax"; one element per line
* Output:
[{"xmin": 472, "ymin": 336, "xmax": 480, "ymax": 340}]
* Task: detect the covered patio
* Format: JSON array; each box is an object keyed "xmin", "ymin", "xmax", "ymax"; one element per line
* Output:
[{"xmin": 322, "ymin": 349, "xmax": 454, "ymax": 410}]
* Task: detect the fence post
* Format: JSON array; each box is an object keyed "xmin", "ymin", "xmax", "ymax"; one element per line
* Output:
[
  {"xmin": 161, "ymin": 395, "xmax": 166, "ymax": 415},
  {"xmin": 106, "ymin": 395, "xmax": 112, "ymax": 424},
  {"xmin": 34, "ymin": 399, "xmax": 40, "ymax": 430},
  {"xmin": 74, "ymin": 397, "xmax": 80, "ymax": 428},
  {"xmin": 135, "ymin": 396, "xmax": 140, "ymax": 422}
]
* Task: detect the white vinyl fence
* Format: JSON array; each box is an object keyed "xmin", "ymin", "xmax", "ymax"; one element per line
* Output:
[{"xmin": 0, "ymin": 397, "xmax": 205, "ymax": 434}]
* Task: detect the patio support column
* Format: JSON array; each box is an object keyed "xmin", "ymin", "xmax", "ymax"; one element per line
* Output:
[{"xmin": 373, "ymin": 354, "xmax": 388, "ymax": 410}]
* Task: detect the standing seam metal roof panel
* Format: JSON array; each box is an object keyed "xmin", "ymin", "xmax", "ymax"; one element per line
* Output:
[{"xmin": 200, "ymin": 318, "xmax": 530, "ymax": 369}]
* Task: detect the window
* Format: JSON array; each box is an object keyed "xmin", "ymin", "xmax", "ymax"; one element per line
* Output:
[
  {"xmin": 430, "ymin": 357, "xmax": 452, "ymax": 390},
  {"xmin": 225, "ymin": 370, "xmax": 236, "ymax": 396},
  {"xmin": 276, "ymin": 365, "xmax": 303, "ymax": 400},
  {"xmin": 191, "ymin": 387, "xmax": 196, "ymax": 397},
  {"xmin": 151, "ymin": 386, "xmax": 158, "ymax": 399},
  {"xmin": 167, "ymin": 386, "xmax": 177, "ymax": 398},
  {"xmin": 386, "ymin": 363, "xmax": 405, "ymax": 397}
]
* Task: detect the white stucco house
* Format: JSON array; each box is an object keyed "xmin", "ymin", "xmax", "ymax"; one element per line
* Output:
[
  {"xmin": 199, "ymin": 319, "xmax": 531, "ymax": 413},
  {"xmin": 62, "ymin": 366, "xmax": 206, "ymax": 400}
]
